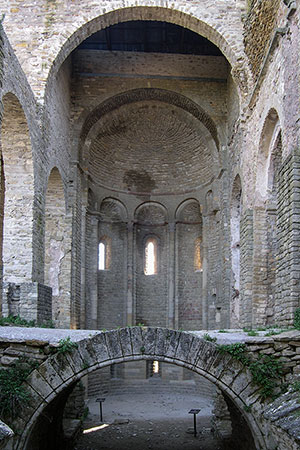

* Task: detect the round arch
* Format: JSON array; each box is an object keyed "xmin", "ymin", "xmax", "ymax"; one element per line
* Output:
[
  {"xmin": 18, "ymin": 327, "xmax": 265, "ymax": 450},
  {"xmin": 79, "ymin": 88, "xmax": 220, "ymax": 153},
  {"xmin": 45, "ymin": 5, "xmax": 249, "ymax": 98},
  {"xmin": 255, "ymin": 108, "xmax": 281, "ymax": 205}
]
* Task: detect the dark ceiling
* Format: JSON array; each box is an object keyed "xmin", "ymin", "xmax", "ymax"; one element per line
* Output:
[{"xmin": 78, "ymin": 21, "xmax": 223, "ymax": 56}]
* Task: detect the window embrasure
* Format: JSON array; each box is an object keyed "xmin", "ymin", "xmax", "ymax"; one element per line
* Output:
[
  {"xmin": 144, "ymin": 237, "xmax": 158, "ymax": 275},
  {"xmin": 98, "ymin": 236, "xmax": 111, "ymax": 270},
  {"xmin": 194, "ymin": 237, "xmax": 202, "ymax": 272}
]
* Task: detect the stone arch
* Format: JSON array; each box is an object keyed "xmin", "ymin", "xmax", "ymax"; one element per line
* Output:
[
  {"xmin": 0, "ymin": 92, "xmax": 34, "ymax": 286},
  {"xmin": 45, "ymin": 5, "xmax": 249, "ymax": 99},
  {"xmin": 175, "ymin": 198, "xmax": 202, "ymax": 223},
  {"xmin": 79, "ymin": 88, "xmax": 220, "ymax": 153},
  {"xmin": 256, "ymin": 109, "xmax": 281, "ymax": 205},
  {"xmin": 230, "ymin": 175, "xmax": 242, "ymax": 328},
  {"xmin": 18, "ymin": 328, "xmax": 265, "ymax": 450},
  {"xmin": 99, "ymin": 197, "xmax": 128, "ymax": 222},
  {"xmin": 252, "ymin": 109, "xmax": 282, "ymax": 326},
  {"xmin": 44, "ymin": 167, "xmax": 72, "ymax": 329},
  {"xmin": 135, "ymin": 201, "xmax": 168, "ymax": 225}
]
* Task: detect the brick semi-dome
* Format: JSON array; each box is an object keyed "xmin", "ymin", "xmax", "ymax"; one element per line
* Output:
[{"xmin": 87, "ymin": 100, "xmax": 217, "ymax": 195}]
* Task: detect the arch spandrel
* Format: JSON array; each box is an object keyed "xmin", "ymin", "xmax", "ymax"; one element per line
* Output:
[{"xmin": 19, "ymin": 327, "xmax": 266, "ymax": 450}]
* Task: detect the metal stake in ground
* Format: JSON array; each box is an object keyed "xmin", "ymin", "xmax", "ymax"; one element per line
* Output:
[
  {"xmin": 96, "ymin": 398, "xmax": 106, "ymax": 422},
  {"xmin": 188, "ymin": 409, "xmax": 201, "ymax": 437}
]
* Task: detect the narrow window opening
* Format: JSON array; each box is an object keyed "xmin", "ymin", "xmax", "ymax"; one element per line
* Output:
[
  {"xmin": 144, "ymin": 237, "xmax": 158, "ymax": 275},
  {"xmin": 98, "ymin": 242, "xmax": 105, "ymax": 270},
  {"xmin": 194, "ymin": 237, "xmax": 202, "ymax": 272},
  {"xmin": 98, "ymin": 237, "xmax": 111, "ymax": 270}
]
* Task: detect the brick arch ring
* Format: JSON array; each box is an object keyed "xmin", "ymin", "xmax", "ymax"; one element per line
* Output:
[
  {"xmin": 18, "ymin": 327, "xmax": 266, "ymax": 449},
  {"xmin": 79, "ymin": 87, "xmax": 220, "ymax": 156},
  {"xmin": 45, "ymin": 5, "xmax": 250, "ymax": 98}
]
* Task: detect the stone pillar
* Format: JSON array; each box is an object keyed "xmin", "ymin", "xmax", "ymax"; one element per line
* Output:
[
  {"xmin": 70, "ymin": 165, "xmax": 83, "ymax": 329},
  {"xmin": 240, "ymin": 209, "xmax": 253, "ymax": 328},
  {"xmin": 126, "ymin": 222, "xmax": 134, "ymax": 326},
  {"xmin": 80, "ymin": 192, "xmax": 88, "ymax": 329},
  {"xmin": 202, "ymin": 214, "xmax": 209, "ymax": 329},
  {"xmin": 252, "ymin": 206, "xmax": 268, "ymax": 326},
  {"xmin": 168, "ymin": 222, "xmax": 175, "ymax": 328},
  {"xmin": 2, "ymin": 282, "xmax": 52, "ymax": 323},
  {"xmin": 85, "ymin": 214, "xmax": 98, "ymax": 330}
]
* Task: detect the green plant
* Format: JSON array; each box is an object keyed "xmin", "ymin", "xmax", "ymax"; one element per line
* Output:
[
  {"xmin": 57, "ymin": 336, "xmax": 78, "ymax": 354},
  {"xmin": 203, "ymin": 333, "xmax": 217, "ymax": 343},
  {"xmin": 0, "ymin": 357, "xmax": 39, "ymax": 419},
  {"xmin": 265, "ymin": 330, "xmax": 282, "ymax": 336},
  {"xmin": 0, "ymin": 315, "xmax": 55, "ymax": 328},
  {"xmin": 81, "ymin": 360, "xmax": 89, "ymax": 370},
  {"xmin": 140, "ymin": 346, "xmax": 145, "ymax": 354},
  {"xmin": 294, "ymin": 308, "xmax": 300, "ymax": 330},
  {"xmin": 243, "ymin": 404, "xmax": 252, "ymax": 412},
  {"xmin": 217, "ymin": 343, "xmax": 248, "ymax": 364},
  {"xmin": 249, "ymin": 354, "xmax": 283, "ymax": 399},
  {"xmin": 243, "ymin": 327, "xmax": 252, "ymax": 332},
  {"xmin": 217, "ymin": 343, "xmax": 283, "ymax": 400},
  {"xmin": 137, "ymin": 323, "xmax": 145, "ymax": 327},
  {"xmin": 40, "ymin": 320, "xmax": 55, "ymax": 329},
  {"xmin": 218, "ymin": 329, "xmax": 228, "ymax": 333},
  {"xmin": 247, "ymin": 330, "xmax": 258, "ymax": 337}
]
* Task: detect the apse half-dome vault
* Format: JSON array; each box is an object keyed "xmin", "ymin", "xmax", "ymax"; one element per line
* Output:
[{"xmin": 86, "ymin": 100, "xmax": 217, "ymax": 195}]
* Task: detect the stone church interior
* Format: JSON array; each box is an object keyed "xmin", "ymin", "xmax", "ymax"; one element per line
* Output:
[{"xmin": 0, "ymin": 0, "xmax": 299, "ymax": 449}]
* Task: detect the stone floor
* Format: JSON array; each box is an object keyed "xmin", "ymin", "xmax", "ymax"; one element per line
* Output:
[{"xmin": 74, "ymin": 390, "xmax": 223, "ymax": 450}]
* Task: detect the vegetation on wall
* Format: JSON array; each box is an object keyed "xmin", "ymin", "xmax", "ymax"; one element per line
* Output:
[
  {"xmin": 57, "ymin": 336, "xmax": 78, "ymax": 354},
  {"xmin": 217, "ymin": 343, "xmax": 283, "ymax": 400},
  {"xmin": 0, "ymin": 357, "xmax": 39, "ymax": 420},
  {"xmin": 0, "ymin": 315, "xmax": 54, "ymax": 328},
  {"xmin": 294, "ymin": 308, "xmax": 300, "ymax": 330}
]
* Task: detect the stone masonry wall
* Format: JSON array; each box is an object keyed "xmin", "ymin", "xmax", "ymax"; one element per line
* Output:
[
  {"xmin": 98, "ymin": 221, "xmax": 127, "ymax": 329},
  {"xmin": 0, "ymin": 327, "xmax": 300, "ymax": 449},
  {"xmin": 275, "ymin": 152, "xmax": 300, "ymax": 325},
  {"xmin": 243, "ymin": 0, "xmax": 281, "ymax": 80},
  {"xmin": 240, "ymin": 210, "xmax": 253, "ymax": 327}
]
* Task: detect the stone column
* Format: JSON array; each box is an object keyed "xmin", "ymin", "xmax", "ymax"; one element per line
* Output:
[
  {"xmin": 126, "ymin": 222, "xmax": 134, "ymax": 326},
  {"xmin": 168, "ymin": 222, "xmax": 176, "ymax": 328},
  {"xmin": 80, "ymin": 191, "xmax": 88, "ymax": 329},
  {"xmin": 240, "ymin": 209, "xmax": 253, "ymax": 328},
  {"xmin": 202, "ymin": 214, "xmax": 209, "ymax": 329},
  {"xmin": 87, "ymin": 216, "xmax": 98, "ymax": 330}
]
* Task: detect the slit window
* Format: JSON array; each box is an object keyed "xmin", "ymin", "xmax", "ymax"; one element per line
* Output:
[
  {"xmin": 98, "ymin": 237, "xmax": 111, "ymax": 270},
  {"xmin": 144, "ymin": 237, "xmax": 158, "ymax": 275},
  {"xmin": 194, "ymin": 237, "xmax": 202, "ymax": 271}
]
